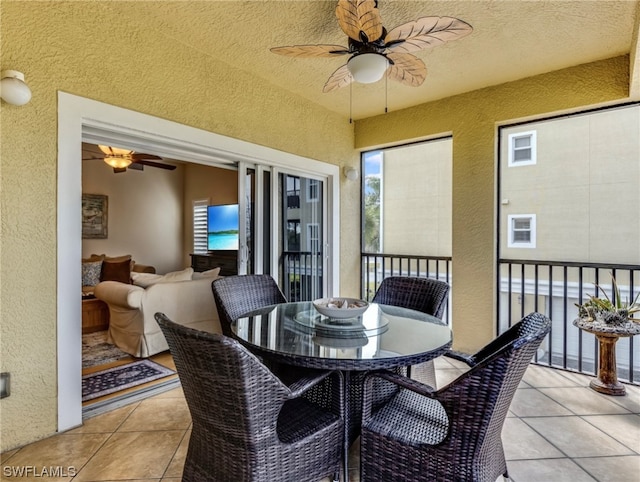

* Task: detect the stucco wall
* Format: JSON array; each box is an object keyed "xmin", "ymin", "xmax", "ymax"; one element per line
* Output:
[
  {"xmin": 0, "ymin": 1, "xmax": 355, "ymax": 451},
  {"xmin": 355, "ymin": 55, "xmax": 631, "ymax": 355}
]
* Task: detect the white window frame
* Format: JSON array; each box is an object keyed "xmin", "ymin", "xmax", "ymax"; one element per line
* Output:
[
  {"xmin": 307, "ymin": 223, "xmax": 320, "ymax": 252},
  {"xmin": 508, "ymin": 130, "xmax": 537, "ymax": 167},
  {"xmin": 508, "ymin": 214, "xmax": 536, "ymax": 248},
  {"xmin": 193, "ymin": 199, "xmax": 209, "ymax": 254},
  {"xmin": 306, "ymin": 178, "xmax": 320, "ymax": 202}
]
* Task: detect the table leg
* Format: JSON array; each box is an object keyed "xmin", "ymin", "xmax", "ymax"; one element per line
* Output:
[
  {"xmin": 590, "ymin": 334, "xmax": 626, "ymax": 396},
  {"xmin": 342, "ymin": 370, "xmax": 350, "ymax": 482}
]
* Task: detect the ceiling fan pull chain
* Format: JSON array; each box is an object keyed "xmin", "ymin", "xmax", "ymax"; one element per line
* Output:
[
  {"xmin": 349, "ymin": 82, "xmax": 353, "ymax": 124},
  {"xmin": 385, "ymin": 73, "xmax": 388, "ymax": 114}
]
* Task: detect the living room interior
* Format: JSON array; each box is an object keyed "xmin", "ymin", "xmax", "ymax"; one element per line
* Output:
[
  {"xmin": 80, "ymin": 142, "xmax": 240, "ymax": 406},
  {"xmin": 2, "ymin": 0, "xmax": 639, "ymax": 464}
]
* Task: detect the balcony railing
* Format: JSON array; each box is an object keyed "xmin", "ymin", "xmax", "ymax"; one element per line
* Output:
[
  {"xmin": 499, "ymin": 259, "xmax": 640, "ymax": 385},
  {"xmin": 360, "ymin": 252, "xmax": 452, "ymax": 323},
  {"xmin": 282, "ymin": 251, "xmax": 323, "ymax": 302},
  {"xmin": 356, "ymin": 254, "xmax": 639, "ymax": 386}
]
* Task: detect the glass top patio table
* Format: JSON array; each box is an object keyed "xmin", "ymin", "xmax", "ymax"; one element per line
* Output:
[{"xmin": 232, "ymin": 301, "xmax": 453, "ymax": 371}]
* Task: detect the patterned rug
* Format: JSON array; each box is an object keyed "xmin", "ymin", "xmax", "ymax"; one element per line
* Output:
[
  {"xmin": 82, "ymin": 330, "xmax": 130, "ymax": 368},
  {"xmin": 82, "ymin": 360, "xmax": 176, "ymax": 401}
]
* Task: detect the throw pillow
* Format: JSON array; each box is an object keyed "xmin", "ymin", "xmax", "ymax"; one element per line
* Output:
[
  {"xmin": 192, "ymin": 267, "xmax": 221, "ymax": 280},
  {"xmin": 82, "ymin": 260, "xmax": 103, "ymax": 287},
  {"xmin": 131, "ymin": 272, "xmax": 165, "ymax": 288},
  {"xmin": 101, "ymin": 258, "xmax": 132, "ymax": 283},
  {"xmin": 82, "ymin": 254, "xmax": 105, "ymax": 264},
  {"xmin": 91, "ymin": 253, "xmax": 132, "ymax": 263},
  {"xmin": 157, "ymin": 267, "xmax": 194, "ymax": 283}
]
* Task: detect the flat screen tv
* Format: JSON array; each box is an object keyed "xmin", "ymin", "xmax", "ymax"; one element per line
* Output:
[{"xmin": 207, "ymin": 204, "xmax": 239, "ymax": 250}]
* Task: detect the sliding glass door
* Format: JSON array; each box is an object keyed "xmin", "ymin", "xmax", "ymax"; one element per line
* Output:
[
  {"xmin": 278, "ymin": 172, "xmax": 326, "ymax": 300},
  {"xmin": 238, "ymin": 163, "xmax": 328, "ymax": 300}
]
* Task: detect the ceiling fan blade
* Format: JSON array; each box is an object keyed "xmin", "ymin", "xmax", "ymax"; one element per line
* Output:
[
  {"xmin": 336, "ymin": 0, "xmax": 383, "ymax": 44},
  {"xmin": 133, "ymin": 160, "xmax": 177, "ymax": 170},
  {"xmin": 131, "ymin": 152, "xmax": 163, "ymax": 161},
  {"xmin": 386, "ymin": 52, "xmax": 427, "ymax": 87},
  {"xmin": 82, "ymin": 156, "xmax": 104, "ymax": 161},
  {"xmin": 99, "ymin": 145, "xmax": 134, "ymax": 156},
  {"xmin": 385, "ymin": 16, "xmax": 473, "ymax": 53},
  {"xmin": 323, "ymin": 64, "xmax": 354, "ymax": 93},
  {"xmin": 271, "ymin": 44, "xmax": 350, "ymax": 58}
]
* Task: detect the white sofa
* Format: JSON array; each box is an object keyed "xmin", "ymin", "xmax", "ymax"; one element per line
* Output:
[{"xmin": 94, "ymin": 274, "xmax": 222, "ymax": 358}]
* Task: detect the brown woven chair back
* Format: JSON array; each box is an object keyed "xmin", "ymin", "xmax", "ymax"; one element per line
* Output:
[
  {"xmin": 372, "ymin": 276, "xmax": 450, "ymax": 320},
  {"xmin": 211, "ymin": 274, "xmax": 287, "ymax": 336},
  {"xmin": 155, "ymin": 313, "xmax": 343, "ymax": 482},
  {"xmin": 360, "ymin": 312, "xmax": 551, "ymax": 482}
]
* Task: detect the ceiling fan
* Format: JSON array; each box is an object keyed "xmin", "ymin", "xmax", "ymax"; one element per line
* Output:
[
  {"xmin": 82, "ymin": 144, "xmax": 177, "ymax": 173},
  {"xmin": 271, "ymin": 0, "xmax": 472, "ymax": 93}
]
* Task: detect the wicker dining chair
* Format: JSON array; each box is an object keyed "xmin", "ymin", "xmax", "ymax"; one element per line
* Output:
[
  {"xmin": 372, "ymin": 276, "xmax": 450, "ymax": 386},
  {"xmin": 360, "ymin": 312, "xmax": 551, "ymax": 482},
  {"xmin": 211, "ymin": 274, "xmax": 287, "ymax": 337},
  {"xmin": 155, "ymin": 313, "xmax": 344, "ymax": 482}
]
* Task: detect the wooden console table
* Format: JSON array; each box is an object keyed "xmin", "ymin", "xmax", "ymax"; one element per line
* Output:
[
  {"xmin": 190, "ymin": 252, "xmax": 238, "ymax": 276},
  {"xmin": 82, "ymin": 297, "xmax": 110, "ymax": 334},
  {"xmin": 573, "ymin": 318, "xmax": 640, "ymax": 396}
]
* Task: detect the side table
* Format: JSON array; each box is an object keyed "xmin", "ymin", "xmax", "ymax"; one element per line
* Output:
[
  {"xmin": 82, "ymin": 297, "xmax": 110, "ymax": 334},
  {"xmin": 573, "ymin": 318, "xmax": 640, "ymax": 396}
]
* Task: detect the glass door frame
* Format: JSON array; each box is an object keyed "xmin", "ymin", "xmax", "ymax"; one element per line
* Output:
[{"xmin": 237, "ymin": 162, "xmax": 339, "ymax": 299}]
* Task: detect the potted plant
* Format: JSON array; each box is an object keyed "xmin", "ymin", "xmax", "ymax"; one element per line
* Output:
[{"xmin": 575, "ymin": 274, "xmax": 640, "ymax": 325}]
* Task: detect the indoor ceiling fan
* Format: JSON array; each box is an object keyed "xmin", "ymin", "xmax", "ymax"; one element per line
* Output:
[
  {"xmin": 82, "ymin": 144, "xmax": 177, "ymax": 173},
  {"xmin": 271, "ymin": 0, "xmax": 472, "ymax": 92}
]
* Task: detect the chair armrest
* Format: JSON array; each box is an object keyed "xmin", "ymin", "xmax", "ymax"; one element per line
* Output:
[
  {"xmin": 279, "ymin": 368, "xmax": 344, "ymax": 418},
  {"xmin": 444, "ymin": 350, "xmax": 476, "ymax": 367},
  {"xmin": 94, "ymin": 281, "xmax": 144, "ymax": 309},
  {"xmin": 283, "ymin": 368, "xmax": 335, "ymax": 398},
  {"xmin": 367, "ymin": 370, "xmax": 437, "ymax": 397},
  {"xmin": 132, "ymin": 264, "xmax": 156, "ymax": 274}
]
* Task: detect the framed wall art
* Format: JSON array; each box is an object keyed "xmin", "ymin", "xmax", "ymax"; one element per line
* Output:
[{"xmin": 82, "ymin": 194, "xmax": 108, "ymax": 239}]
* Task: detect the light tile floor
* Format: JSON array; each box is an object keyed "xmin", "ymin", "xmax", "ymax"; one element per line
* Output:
[{"xmin": 2, "ymin": 357, "xmax": 639, "ymax": 481}]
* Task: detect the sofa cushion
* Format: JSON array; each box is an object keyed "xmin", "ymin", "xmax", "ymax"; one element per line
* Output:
[
  {"xmin": 82, "ymin": 260, "xmax": 103, "ymax": 286},
  {"xmin": 131, "ymin": 272, "xmax": 165, "ymax": 288},
  {"xmin": 101, "ymin": 258, "xmax": 133, "ymax": 283},
  {"xmin": 158, "ymin": 267, "xmax": 194, "ymax": 283},
  {"xmin": 131, "ymin": 267, "xmax": 195, "ymax": 287},
  {"xmin": 192, "ymin": 267, "xmax": 221, "ymax": 280}
]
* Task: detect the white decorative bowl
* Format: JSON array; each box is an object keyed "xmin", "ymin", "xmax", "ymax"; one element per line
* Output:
[{"xmin": 312, "ymin": 298, "xmax": 369, "ymax": 319}]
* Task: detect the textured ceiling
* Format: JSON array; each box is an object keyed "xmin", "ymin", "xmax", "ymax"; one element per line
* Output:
[{"xmin": 119, "ymin": 1, "xmax": 639, "ymax": 119}]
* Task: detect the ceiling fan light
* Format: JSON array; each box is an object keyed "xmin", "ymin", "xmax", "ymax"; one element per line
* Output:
[
  {"xmin": 103, "ymin": 156, "xmax": 132, "ymax": 169},
  {"xmin": 347, "ymin": 53, "xmax": 388, "ymax": 84}
]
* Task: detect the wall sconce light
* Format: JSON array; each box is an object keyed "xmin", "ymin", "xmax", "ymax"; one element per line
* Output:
[
  {"xmin": 344, "ymin": 167, "xmax": 359, "ymax": 181},
  {"xmin": 1, "ymin": 70, "xmax": 32, "ymax": 106}
]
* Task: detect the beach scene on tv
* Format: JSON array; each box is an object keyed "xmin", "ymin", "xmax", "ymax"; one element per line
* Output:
[{"xmin": 207, "ymin": 204, "xmax": 239, "ymax": 250}]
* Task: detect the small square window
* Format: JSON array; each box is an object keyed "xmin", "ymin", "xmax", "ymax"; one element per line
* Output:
[
  {"xmin": 507, "ymin": 214, "xmax": 536, "ymax": 248},
  {"xmin": 508, "ymin": 131, "xmax": 537, "ymax": 167}
]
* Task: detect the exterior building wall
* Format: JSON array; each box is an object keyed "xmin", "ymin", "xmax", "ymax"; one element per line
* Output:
[
  {"xmin": 381, "ymin": 138, "xmax": 453, "ymax": 257},
  {"xmin": 500, "ymin": 105, "xmax": 640, "ymax": 264}
]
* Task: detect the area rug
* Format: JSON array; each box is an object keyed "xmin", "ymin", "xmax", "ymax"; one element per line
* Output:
[
  {"xmin": 82, "ymin": 330, "xmax": 130, "ymax": 368},
  {"xmin": 82, "ymin": 360, "xmax": 176, "ymax": 401}
]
